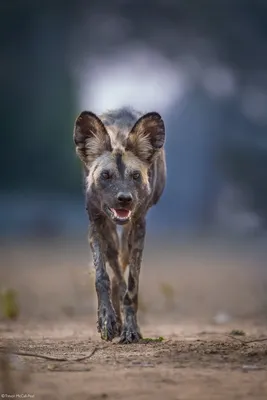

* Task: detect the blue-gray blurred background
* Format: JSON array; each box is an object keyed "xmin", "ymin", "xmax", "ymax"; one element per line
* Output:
[
  {"xmin": 2, "ymin": 0, "xmax": 267, "ymax": 239},
  {"xmin": 1, "ymin": 0, "xmax": 267, "ymax": 322}
]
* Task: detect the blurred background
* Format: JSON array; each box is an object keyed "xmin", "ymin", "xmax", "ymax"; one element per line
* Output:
[{"xmin": 1, "ymin": 0, "xmax": 267, "ymax": 324}]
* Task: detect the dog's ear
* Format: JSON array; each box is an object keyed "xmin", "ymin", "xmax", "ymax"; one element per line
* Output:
[
  {"xmin": 73, "ymin": 111, "xmax": 111, "ymax": 165},
  {"xmin": 126, "ymin": 112, "xmax": 165, "ymax": 163}
]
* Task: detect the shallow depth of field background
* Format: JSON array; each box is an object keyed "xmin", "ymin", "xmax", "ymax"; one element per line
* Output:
[{"xmin": 1, "ymin": 0, "xmax": 267, "ymax": 325}]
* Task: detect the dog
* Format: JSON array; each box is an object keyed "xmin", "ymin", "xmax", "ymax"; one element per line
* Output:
[{"xmin": 73, "ymin": 107, "xmax": 166, "ymax": 343}]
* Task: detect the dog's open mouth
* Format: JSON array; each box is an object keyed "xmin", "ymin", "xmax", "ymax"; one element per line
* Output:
[{"xmin": 109, "ymin": 208, "xmax": 132, "ymax": 223}]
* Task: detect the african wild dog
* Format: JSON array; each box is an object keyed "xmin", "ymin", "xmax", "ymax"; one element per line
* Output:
[{"xmin": 73, "ymin": 107, "xmax": 166, "ymax": 343}]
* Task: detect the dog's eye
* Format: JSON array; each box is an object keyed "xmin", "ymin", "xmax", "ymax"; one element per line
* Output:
[
  {"xmin": 101, "ymin": 171, "xmax": 111, "ymax": 180},
  {"xmin": 132, "ymin": 171, "xmax": 140, "ymax": 180}
]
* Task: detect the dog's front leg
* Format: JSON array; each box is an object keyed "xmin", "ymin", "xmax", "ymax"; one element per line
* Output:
[
  {"xmin": 89, "ymin": 221, "xmax": 118, "ymax": 341},
  {"xmin": 119, "ymin": 218, "xmax": 146, "ymax": 344}
]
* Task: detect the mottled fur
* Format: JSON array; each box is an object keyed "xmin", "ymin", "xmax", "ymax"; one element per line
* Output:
[{"xmin": 73, "ymin": 106, "xmax": 166, "ymax": 343}]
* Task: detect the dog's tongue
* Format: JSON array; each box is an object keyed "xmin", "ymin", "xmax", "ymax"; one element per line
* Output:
[{"xmin": 113, "ymin": 209, "xmax": 130, "ymax": 219}]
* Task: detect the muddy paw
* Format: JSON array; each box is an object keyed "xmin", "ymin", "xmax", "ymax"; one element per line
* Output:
[
  {"xmin": 97, "ymin": 306, "xmax": 118, "ymax": 341},
  {"xmin": 119, "ymin": 321, "xmax": 142, "ymax": 344}
]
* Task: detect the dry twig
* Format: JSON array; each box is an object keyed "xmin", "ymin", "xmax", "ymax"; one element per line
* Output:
[
  {"xmin": 226, "ymin": 335, "xmax": 267, "ymax": 345},
  {"xmin": 0, "ymin": 345, "xmax": 102, "ymax": 362}
]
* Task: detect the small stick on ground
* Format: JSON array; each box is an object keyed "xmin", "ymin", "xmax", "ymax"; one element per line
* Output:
[
  {"xmin": 226, "ymin": 335, "xmax": 267, "ymax": 345},
  {"xmin": 0, "ymin": 345, "xmax": 103, "ymax": 362}
]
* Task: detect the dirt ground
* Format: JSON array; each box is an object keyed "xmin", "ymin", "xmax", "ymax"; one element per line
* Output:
[{"xmin": 0, "ymin": 238, "xmax": 267, "ymax": 399}]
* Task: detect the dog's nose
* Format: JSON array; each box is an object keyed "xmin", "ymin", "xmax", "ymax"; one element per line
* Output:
[{"xmin": 117, "ymin": 192, "xmax": 133, "ymax": 204}]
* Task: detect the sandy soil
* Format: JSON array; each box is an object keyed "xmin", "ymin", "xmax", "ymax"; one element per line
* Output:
[{"xmin": 0, "ymin": 238, "xmax": 267, "ymax": 399}]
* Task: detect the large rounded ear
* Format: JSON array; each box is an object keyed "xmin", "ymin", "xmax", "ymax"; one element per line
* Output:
[
  {"xmin": 73, "ymin": 111, "xmax": 111, "ymax": 165},
  {"xmin": 126, "ymin": 112, "xmax": 165, "ymax": 163}
]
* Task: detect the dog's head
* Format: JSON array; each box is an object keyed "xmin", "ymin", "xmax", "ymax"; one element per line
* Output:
[{"xmin": 73, "ymin": 110, "xmax": 165, "ymax": 224}]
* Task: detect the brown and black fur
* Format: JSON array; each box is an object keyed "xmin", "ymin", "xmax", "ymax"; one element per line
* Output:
[{"xmin": 73, "ymin": 107, "xmax": 166, "ymax": 343}]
